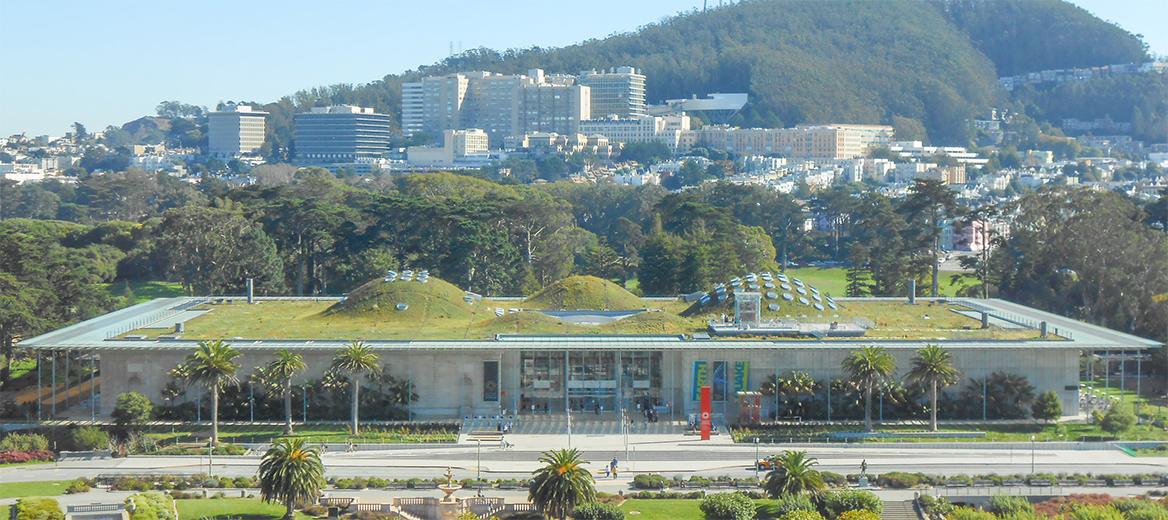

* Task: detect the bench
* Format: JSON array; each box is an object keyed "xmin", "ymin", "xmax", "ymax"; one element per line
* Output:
[
  {"xmin": 1057, "ymin": 480, "xmax": 1079, "ymax": 486},
  {"xmin": 470, "ymin": 482, "xmax": 492, "ymax": 490},
  {"xmin": 944, "ymin": 481, "xmax": 969, "ymax": 488},
  {"xmin": 973, "ymin": 480, "xmax": 994, "ymax": 487},
  {"xmin": 384, "ymin": 483, "xmax": 408, "ymax": 490},
  {"xmin": 499, "ymin": 482, "xmax": 522, "ymax": 490},
  {"xmin": 414, "ymin": 482, "xmax": 439, "ymax": 490}
]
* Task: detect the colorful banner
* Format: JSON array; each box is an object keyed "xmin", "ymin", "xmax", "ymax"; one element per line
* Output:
[
  {"xmin": 711, "ymin": 361, "xmax": 727, "ymax": 402},
  {"xmin": 700, "ymin": 386, "xmax": 712, "ymax": 441},
  {"xmin": 734, "ymin": 361, "xmax": 749, "ymax": 393},
  {"xmin": 692, "ymin": 361, "xmax": 709, "ymax": 401},
  {"xmin": 483, "ymin": 361, "xmax": 499, "ymax": 402}
]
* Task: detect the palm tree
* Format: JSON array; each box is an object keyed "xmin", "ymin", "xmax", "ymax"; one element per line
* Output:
[
  {"xmin": 528, "ymin": 448, "xmax": 595, "ymax": 520},
  {"xmin": 330, "ymin": 340, "xmax": 380, "ymax": 435},
  {"xmin": 763, "ymin": 450, "xmax": 825, "ymax": 497},
  {"xmin": 172, "ymin": 339, "xmax": 242, "ymax": 445},
  {"xmin": 265, "ymin": 349, "xmax": 307, "ymax": 435},
  {"xmin": 905, "ymin": 344, "xmax": 960, "ymax": 431},
  {"xmin": 842, "ymin": 345, "xmax": 897, "ymax": 432},
  {"xmin": 259, "ymin": 437, "xmax": 325, "ymax": 520}
]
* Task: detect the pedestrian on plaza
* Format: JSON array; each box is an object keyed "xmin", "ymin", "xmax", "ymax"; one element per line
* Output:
[
  {"xmin": 604, "ymin": 466, "xmax": 611, "ymax": 478},
  {"xmin": 612, "ymin": 465, "xmax": 618, "ymax": 479}
]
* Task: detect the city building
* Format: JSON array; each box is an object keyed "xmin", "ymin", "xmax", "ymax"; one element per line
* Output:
[
  {"xmin": 407, "ymin": 129, "xmax": 490, "ymax": 167},
  {"xmin": 689, "ymin": 124, "xmax": 894, "ymax": 159},
  {"xmin": 21, "ymin": 294, "xmax": 1158, "ymax": 422},
  {"xmin": 579, "ymin": 114, "xmax": 691, "ymax": 154},
  {"xmin": 208, "ymin": 105, "xmax": 267, "ymax": 158},
  {"xmin": 576, "ymin": 67, "xmax": 646, "ymax": 119},
  {"xmin": 294, "ymin": 105, "xmax": 392, "ymax": 164}
]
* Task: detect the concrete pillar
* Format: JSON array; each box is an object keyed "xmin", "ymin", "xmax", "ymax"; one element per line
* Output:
[
  {"xmin": 1040, "ymin": 321, "xmax": 1048, "ymax": 338},
  {"xmin": 981, "ymin": 312, "xmax": 989, "ymax": 329},
  {"xmin": 247, "ymin": 278, "xmax": 254, "ymax": 304},
  {"xmin": 908, "ymin": 280, "xmax": 916, "ymax": 305}
]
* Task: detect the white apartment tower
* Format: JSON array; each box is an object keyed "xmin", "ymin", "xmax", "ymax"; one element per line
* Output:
[
  {"xmin": 405, "ymin": 68, "xmax": 601, "ymax": 147},
  {"xmin": 208, "ymin": 105, "xmax": 267, "ymax": 158},
  {"xmin": 576, "ymin": 66, "xmax": 646, "ymax": 119}
]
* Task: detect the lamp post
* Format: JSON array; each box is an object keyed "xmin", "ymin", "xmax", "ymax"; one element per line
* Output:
[
  {"xmin": 754, "ymin": 438, "xmax": 760, "ymax": 481},
  {"xmin": 476, "ymin": 439, "xmax": 482, "ymax": 479},
  {"xmin": 1030, "ymin": 435, "xmax": 1035, "ymax": 475}
]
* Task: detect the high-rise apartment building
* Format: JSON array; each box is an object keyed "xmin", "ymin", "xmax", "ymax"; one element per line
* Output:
[
  {"xmin": 404, "ymin": 68, "xmax": 648, "ymax": 147},
  {"xmin": 208, "ymin": 105, "xmax": 267, "ymax": 158},
  {"xmin": 576, "ymin": 67, "xmax": 646, "ymax": 119},
  {"xmin": 401, "ymin": 81, "xmax": 425, "ymax": 136},
  {"xmin": 294, "ymin": 105, "xmax": 392, "ymax": 164}
]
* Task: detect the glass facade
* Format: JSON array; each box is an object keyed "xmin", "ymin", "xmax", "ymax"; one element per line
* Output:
[{"xmin": 519, "ymin": 350, "xmax": 661, "ymax": 414}]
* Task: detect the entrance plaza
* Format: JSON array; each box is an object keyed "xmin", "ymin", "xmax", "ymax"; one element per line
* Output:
[{"xmin": 20, "ymin": 286, "xmax": 1159, "ymax": 426}]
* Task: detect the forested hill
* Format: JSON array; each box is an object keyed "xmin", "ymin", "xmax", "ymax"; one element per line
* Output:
[
  {"xmin": 241, "ymin": 0, "xmax": 1151, "ymax": 152},
  {"xmin": 420, "ymin": 0, "xmax": 999, "ymax": 144},
  {"xmin": 930, "ymin": 0, "xmax": 1150, "ymax": 77}
]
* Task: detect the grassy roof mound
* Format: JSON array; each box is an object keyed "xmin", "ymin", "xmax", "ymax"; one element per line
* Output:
[
  {"xmin": 324, "ymin": 275, "xmax": 473, "ymax": 321},
  {"xmin": 469, "ymin": 311, "xmax": 566, "ymax": 335},
  {"xmin": 522, "ymin": 276, "xmax": 646, "ymax": 311}
]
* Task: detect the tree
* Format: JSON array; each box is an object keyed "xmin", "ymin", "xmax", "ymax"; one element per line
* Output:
[
  {"xmin": 1031, "ymin": 391, "xmax": 1062, "ymax": 422},
  {"xmin": 901, "ymin": 179, "xmax": 959, "ymax": 298},
  {"xmin": 905, "ymin": 344, "xmax": 960, "ymax": 431},
  {"xmin": 111, "ymin": 391, "xmax": 153, "ymax": 428},
  {"xmin": 330, "ymin": 340, "xmax": 380, "ymax": 435},
  {"xmin": 764, "ymin": 450, "xmax": 825, "ymax": 498},
  {"xmin": 154, "ymin": 206, "xmax": 285, "ymax": 295},
  {"xmin": 263, "ymin": 349, "xmax": 307, "ymax": 435},
  {"xmin": 258, "ymin": 437, "xmax": 325, "ymax": 520},
  {"xmin": 171, "ymin": 340, "xmax": 242, "ymax": 445},
  {"xmin": 528, "ymin": 448, "xmax": 595, "ymax": 520},
  {"xmin": 1100, "ymin": 407, "xmax": 1135, "ymax": 435},
  {"xmin": 842, "ymin": 346, "xmax": 898, "ymax": 432}
]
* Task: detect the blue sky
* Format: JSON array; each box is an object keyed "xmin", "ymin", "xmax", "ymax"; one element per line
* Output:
[{"xmin": 1, "ymin": 0, "xmax": 1164, "ymax": 137}]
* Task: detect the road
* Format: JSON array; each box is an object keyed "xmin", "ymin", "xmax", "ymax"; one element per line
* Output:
[{"xmin": 3, "ymin": 434, "xmax": 1163, "ymax": 484}]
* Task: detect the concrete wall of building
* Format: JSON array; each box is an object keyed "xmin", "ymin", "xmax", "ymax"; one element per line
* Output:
[{"xmin": 98, "ymin": 344, "xmax": 1079, "ymax": 421}]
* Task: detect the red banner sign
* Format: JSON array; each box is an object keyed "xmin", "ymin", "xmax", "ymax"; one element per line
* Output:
[{"xmin": 700, "ymin": 386, "xmax": 712, "ymax": 440}]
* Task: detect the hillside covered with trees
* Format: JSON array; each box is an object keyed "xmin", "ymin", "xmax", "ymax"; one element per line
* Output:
[{"xmin": 223, "ymin": 0, "xmax": 1149, "ymax": 153}]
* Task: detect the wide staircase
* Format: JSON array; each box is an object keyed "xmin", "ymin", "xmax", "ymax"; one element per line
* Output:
[
  {"xmin": 881, "ymin": 500, "xmax": 923, "ymax": 520},
  {"xmin": 504, "ymin": 413, "xmax": 689, "ymax": 435}
]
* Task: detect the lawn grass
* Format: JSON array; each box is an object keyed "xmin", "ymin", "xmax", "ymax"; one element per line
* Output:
[
  {"xmin": 0, "ymin": 480, "xmax": 72, "ymax": 499},
  {"xmin": 176, "ymin": 498, "xmax": 314, "ymax": 520},
  {"xmin": 101, "ymin": 280, "xmax": 187, "ymax": 304},
  {"xmin": 620, "ymin": 498, "xmax": 704, "ymax": 520},
  {"xmin": 117, "ymin": 270, "xmax": 1038, "ymax": 342},
  {"xmin": 139, "ymin": 423, "xmax": 457, "ymax": 445}
]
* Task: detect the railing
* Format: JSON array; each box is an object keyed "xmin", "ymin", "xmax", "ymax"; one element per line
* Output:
[
  {"xmin": 67, "ymin": 504, "xmax": 125, "ymax": 512},
  {"xmin": 105, "ymin": 298, "xmax": 208, "ymax": 339}
]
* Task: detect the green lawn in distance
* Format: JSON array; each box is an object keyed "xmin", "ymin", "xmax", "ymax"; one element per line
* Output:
[
  {"xmin": 0, "ymin": 480, "xmax": 71, "ymax": 499},
  {"xmin": 620, "ymin": 499, "xmax": 704, "ymax": 520},
  {"xmin": 176, "ymin": 498, "xmax": 314, "ymax": 520},
  {"xmin": 101, "ymin": 280, "xmax": 186, "ymax": 304}
]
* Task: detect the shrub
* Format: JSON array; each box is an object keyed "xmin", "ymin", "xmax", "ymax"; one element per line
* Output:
[
  {"xmin": 302, "ymin": 505, "xmax": 328, "ymax": 517},
  {"xmin": 1127, "ymin": 508, "xmax": 1168, "ymax": 520},
  {"xmin": 875, "ymin": 472, "xmax": 922, "ymax": 489},
  {"xmin": 113, "ymin": 392, "xmax": 154, "ymax": 427},
  {"xmin": 824, "ymin": 490, "xmax": 883, "ymax": 518},
  {"xmin": 949, "ymin": 507, "xmax": 997, "ymax": 520},
  {"xmin": 821, "ymin": 471, "xmax": 848, "ymax": 487},
  {"xmin": 837, "ymin": 511, "xmax": 881, "ymax": 520},
  {"xmin": 1100, "ymin": 408, "xmax": 1136, "ymax": 435},
  {"xmin": 15, "ymin": 496, "xmax": 64, "ymax": 520},
  {"xmin": 572, "ymin": 502, "xmax": 627, "ymax": 520},
  {"xmin": 67, "ymin": 478, "xmax": 93, "ymax": 494},
  {"xmin": 1066, "ymin": 505, "xmax": 1126, "ymax": 520},
  {"xmin": 701, "ymin": 492, "xmax": 757, "ymax": 520},
  {"xmin": 126, "ymin": 491, "xmax": 177, "ymax": 520},
  {"xmin": 987, "ymin": 495, "xmax": 1034, "ymax": 517},
  {"xmin": 771, "ymin": 494, "xmax": 816, "ymax": 516},
  {"xmin": 1, "ymin": 433, "xmax": 49, "ymax": 452},
  {"xmin": 781, "ymin": 511, "xmax": 826, "ymax": 520},
  {"xmin": 633, "ymin": 473, "xmax": 669, "ymax": 490},
  {"xmin": 72, "ymin": 426, "xmax": 110, "ymax": 451},
  {"xmin": 919, "ymin": 495, "xmax": 955, "ymax": 520},
  {"xmin": 0, "ymin": 450, "xmax": 56, "ymax": 464},
  {"xmin": 1032, "ymin": 391, "xmax": 1062, "ymax": 422}
]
